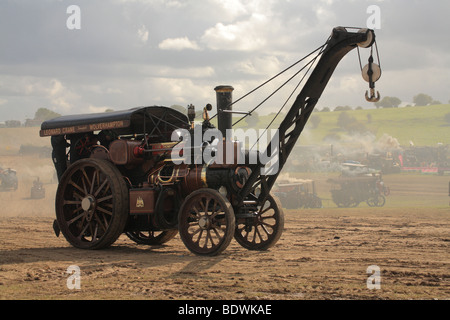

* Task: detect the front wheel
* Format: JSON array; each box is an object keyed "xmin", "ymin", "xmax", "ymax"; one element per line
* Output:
[
  {"xmin": 178, "ymin": 189, "xmax": 235, "ymax": 256},
  {"xmin": 234, "ymin": 194, "xmax": 284, "ymax": 251}
]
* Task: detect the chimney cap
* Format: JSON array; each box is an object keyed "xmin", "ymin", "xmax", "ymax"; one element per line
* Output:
[{"xmin": 214, "ymin": 85, "xmax": 234, "ymax": 92}]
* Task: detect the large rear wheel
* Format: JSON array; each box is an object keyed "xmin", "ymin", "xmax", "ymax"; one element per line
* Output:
[{"xmin": 55, "ymin": 158, "xmax": 129, "ymax": 250}]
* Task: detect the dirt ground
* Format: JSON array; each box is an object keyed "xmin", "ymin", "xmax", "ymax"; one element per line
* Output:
[{"xmin": 0, "ymin": 155, "xmax": 449, "ymax": 300}]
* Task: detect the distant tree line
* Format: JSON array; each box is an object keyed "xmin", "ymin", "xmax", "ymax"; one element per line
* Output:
[
  {"xmin": 316, "ymin": 93, "xmax": 446, "ymax": 111},
  {"xmin": 374, "ymin": 93, "xmax": 442, "ymax": 108},
  {"xmin": 374, "ymin": 96, "xmax": 402, "ymax": 108},
  {"xmin": 33, "ymin": 108, "xmax": 62, "ymax": 121},
  {"xmin": 0, "ymin": 107, "xmax": 62, "ymax": 128}
]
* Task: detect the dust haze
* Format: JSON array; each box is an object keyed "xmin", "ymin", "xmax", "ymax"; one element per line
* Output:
[{"xmin": 0, "ymin": 127, "xmax": 449, "ymax": 300}]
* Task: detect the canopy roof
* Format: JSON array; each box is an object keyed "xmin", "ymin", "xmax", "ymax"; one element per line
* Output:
[{"xmin": 40, "ymin": 106, "xmax": 190, "ymax": 140}]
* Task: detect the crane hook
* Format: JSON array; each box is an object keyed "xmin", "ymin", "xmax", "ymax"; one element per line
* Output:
[
  {"xmin": 362, "ymin": 55, "xmax": 381, "ymax": 103},
  {"xmin": 365, "ymin": 88, "xmax": 380, "ymax": 102}
]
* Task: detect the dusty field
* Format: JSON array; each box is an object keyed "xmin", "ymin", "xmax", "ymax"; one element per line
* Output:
[{"xmin": 0, "ymin": 154, "xmax": 449, "ymax": 300}]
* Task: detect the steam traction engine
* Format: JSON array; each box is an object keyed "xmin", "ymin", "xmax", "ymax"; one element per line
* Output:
[{"xmin": 41, "ymin": 27, "xmax": 381, "ymax": 256}]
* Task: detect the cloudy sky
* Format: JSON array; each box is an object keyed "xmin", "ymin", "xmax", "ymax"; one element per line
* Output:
[{"xmin": 0, "ymin": 0, "xmax": 449, "ymax": 122}]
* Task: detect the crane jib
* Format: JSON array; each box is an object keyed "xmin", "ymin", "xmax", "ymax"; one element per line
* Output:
[{"xmin": 236, "ymin": 27, "xmax": 380, "ymax": 206}]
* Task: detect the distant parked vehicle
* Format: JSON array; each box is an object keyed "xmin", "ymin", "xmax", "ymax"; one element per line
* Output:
[
  {"xmin": 30, "ymin": 177, "xmax": 45, "ymax": 199},
  {"xmin": 0, "ymin": 168, "xmax": 18, "ymax": 191},
  {"xmin": 328, "ymin": 163, "xmax": 389, "ymax": 208},
  {"xmin": 274, "ymin": 179, "xmax": 322, "ymax": 209}
]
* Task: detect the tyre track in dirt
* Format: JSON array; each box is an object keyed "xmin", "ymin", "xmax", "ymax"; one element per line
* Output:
[
  {"xmin": 0, "ymin": 205, "xmax": 448, "ymax": 300},
  {"xmin": 0, "ymin": 156, "xmax": 449, "ymax": 300}
]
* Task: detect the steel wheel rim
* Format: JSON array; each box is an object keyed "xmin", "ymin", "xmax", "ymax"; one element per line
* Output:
[
  {"xmin": 179, "ymin": 191, "xmax": 233, "ymax": 255},
  {"xmin": 235, "ymin": 194, "xmax": 283, "ymax": 250},
  {"xmin": 57, "ymin": 162, "xmax": 115, "ymax": 247},
  {"xmin": 376, "ymin": 195, "xmax": 386, "ymax": 207}
]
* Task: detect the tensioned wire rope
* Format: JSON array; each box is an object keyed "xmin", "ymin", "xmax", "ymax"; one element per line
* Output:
[{"xmin": 209, "ymin": 37, "xmax": 331, "ymax": 152}]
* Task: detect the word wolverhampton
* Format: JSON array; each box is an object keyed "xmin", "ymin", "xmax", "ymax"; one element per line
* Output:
[{"xmin": 178, "ymin": 303, "xmax": 272, "ymax": 317}]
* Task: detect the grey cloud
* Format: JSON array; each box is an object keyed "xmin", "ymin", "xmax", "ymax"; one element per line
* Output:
[{"xmin": 0, "ymin": 0, "xmax": 449, "ymax": 121}]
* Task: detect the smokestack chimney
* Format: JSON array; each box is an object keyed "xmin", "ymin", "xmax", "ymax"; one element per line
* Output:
[{"xmin": 215, "ymin": 85, "xmax": 234, "ymax": 139}]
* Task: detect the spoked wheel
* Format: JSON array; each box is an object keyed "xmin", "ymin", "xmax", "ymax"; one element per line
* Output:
[
  {"xmin": 55, "ymin": 158, "xmax": 129, "ymax": 250},
  {"xmin": 311, "ymin": 196, "xmax": 323, "ymax": 208},
  {"xmin": 333, "ymin": 193, "xmax": 359, "ymax": 208},
  {"xmin": 126, "ymin": 230, "xmax": 178, "ymax": 245},
  {"xmin": 366, "ymin": 195, "xmax": 386, "ymax": 207},
  {"xmin": 234, "ymin": 193, "xmax": 284, "ymax": 251},
  {"xmin": 377, "ymin": 195, "xmax": 386, "ymax": 207},
  {"xmin": 178, "ymin": 189, "xmax": 235, "ymax": 256}
]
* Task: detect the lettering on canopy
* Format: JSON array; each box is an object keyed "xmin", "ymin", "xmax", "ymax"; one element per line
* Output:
[{"xmin": 40, "ymin": 120, "xmax": 130, "ymax": 137}]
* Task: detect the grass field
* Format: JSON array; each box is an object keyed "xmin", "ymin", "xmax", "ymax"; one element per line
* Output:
[
  {"xmin": 1, "ymin": 103, "xmax": 448, "ymax": 156},
  {"xmin": 249, "ymin": 104, "xmax": 450, "ymax": 147}
]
